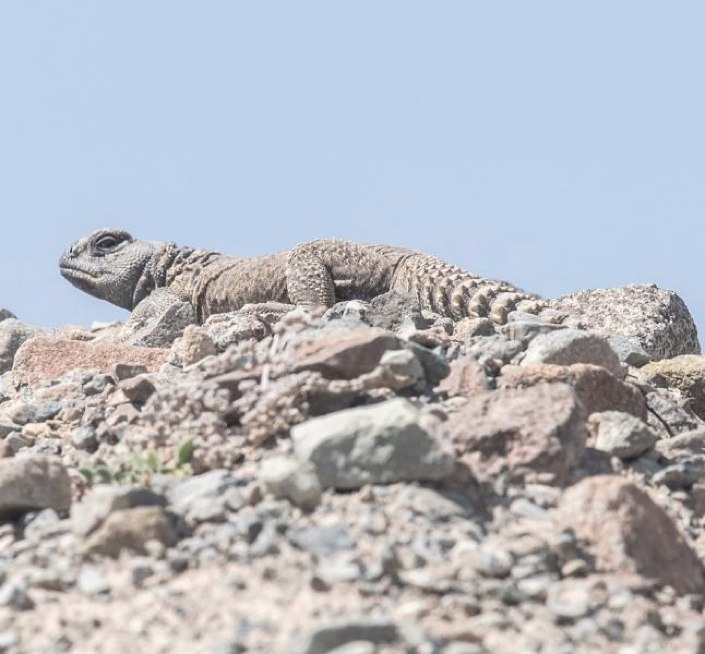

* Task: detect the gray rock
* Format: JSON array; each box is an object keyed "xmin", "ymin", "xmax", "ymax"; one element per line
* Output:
[
  {"xmin": 0, "ymin": 421, "xmax": 18, "ymax": 439},
  {"xmin": 202, "ymin": 312, "xmax": 270, "ymax": 351},
  {"xmin": 322, "ymin": 300, "xmax": 370, "ymax": 324},
  {"xmin": 34, "ymin": 402, "xmax": 62, "ymax": 422},
  {"xmin": 406, "ymin": 342, "xmax": 450, "ymax": 386},
  {"xmin": 4, "ymin": 433, "xmax": 32, "ymax": 454},
  {"xmin": 295, "ymin": 620, "xmax": 398, "ymax": 654},
  {"xmin": 379, "ymin": 349, "xmax": 424, "ymax": 386},
  {"xmin": 82, "ymin": 373, "xmax": 114, "ymax": 396},
  {"xmin": 0, "ymin": 400, "xmax": 35, "ymax": 426},
  {"xmin": 118, "ymin": 375, "xmax": 156, "ymax": 404},
  {"xmin": 287, "ymin": 523, "xmax": 355, "ymax": 559},
  {"xmin": 366, "ymin": 291, "xmax": 424, "ymax": 332},
  {"xmin": 76, "ymin": 565, "xmax": 111, "ymax": 595},
  {"xmin": 0, "ymin": 310, "xmax": 15, "ymax": 323},
  {"xmin": 129, "ymin": 557, "xmax": 155, "ymax": 587},
  {"xmin": 546, "ymin": 579, "xmax": 594, "ymax": 619},
  {"xmin": 608, "ymin": 336, "xmax": 652, "ymax": 368},
  {"xmin": 292, "ymin": 398, "xmax": 456, "ymax": 489},
  {"xmin": 111, "ymin": 363, "xmax": 148, "ymax": 380},
  {"xmin": 550, "ymin": 284, "xmax": 700, "ymax": 360},
  {"xmin": 258, "ymin": 456, "xmax": 322, "ymax": 511},
  {"xmin": 0, "ymin": 319, "xmax": 57, "ymax": 375},
  {"xmin": 502, "ymin": 319, "xmax": 565, "ymax": 344},
  {"xmin": 465, "ymin": 335, "xmax": 524, "ymax": 365},
  {"xmin": 0, "ymin": 455, "xmax": 71, "ymax": 515},
  {"xmin": 588, "ymin": 411, "xmax": 658, "ymax": 459},
  {"xmin": 0, "ymin": 583, "xmax": 34, "ymax": 611},
  {"xmin": 645, "ymin": 391, "xmax": 702, "ymax": 437},
  {"xmin": 169, "ymin": 469, "xmax": 246, "ymax": 521},
  {"xmin": 521, "ymin": 329, "xmax": 621, "ymax": 377},
  {"xmin": 0, "ymin": 632, "xmax": 18, "ymax": 653},
  {"xmin": 124, "ymin": 298, "xmax": 197, "ymax": 348},
  {"xmin": 652, "ymin": 456, "xmax": 704, "ymax": 489},
  {"xmin": 71, "ymin": 426, "xmax": 98, "ymax": 452}
]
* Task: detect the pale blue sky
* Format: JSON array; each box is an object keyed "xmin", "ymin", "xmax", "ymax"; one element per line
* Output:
[{"xmin": 1, "ymin": 2, "xmax": 703, "ymax": 333}]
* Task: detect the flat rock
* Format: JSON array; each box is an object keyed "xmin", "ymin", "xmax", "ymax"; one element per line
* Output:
[
  {"xmin": 641, "ymin": 355, "xmax": 705, "ymax": 420},
  {"xmin": 12, "ymin": 338, "xmax": 168, "ymax": 387},
  {"xmin": 587, "ymin": 411, "xmax": 657, "ymax": 459},
  {"xmin": 292, "ymin": 398, "xmax": 455, "ymax": 489},
  {"xmin": 557, "ymin": 476, "xmax": 705, "ymax": 595},
  {"xmin": 445, "ymin": 383, "xmax": 587, "ymax": 485},
  {"xmin": 550, "ymin": 284, "xmax": 700, "ymax": 360},
  {"xmin": 82, "ymin": 506, "xmax": 179, "ymax": 558},
  {"xmin": 521, "ymin": 329, "xmax": 621, "ymax": 377},
  {"xmin": 500, "ymin": 363, "xmax": 646, "ymax": 419},
  {"xmin": 292, "ymin": 329, "xmax": 400, "ymax": 380},
  {"xmin": 0, "ymin": 455, "xmax": 71, "ymax": 515}
]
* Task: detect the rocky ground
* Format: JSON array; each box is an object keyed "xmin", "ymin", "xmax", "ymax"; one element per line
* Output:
[{"xmin": 0, "ymin": 284, "xmax": 705, "ymax": 653}]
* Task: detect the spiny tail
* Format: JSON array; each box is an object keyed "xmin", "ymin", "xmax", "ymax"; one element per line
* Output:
[{"xmin": 391, "ymin": 254, "xmax": 543, "ymax": 324}]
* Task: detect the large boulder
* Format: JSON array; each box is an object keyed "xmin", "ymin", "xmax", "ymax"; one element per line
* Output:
[{"xmin": 550, "ymin": 284, "xmax": 700, "ymax": 361}]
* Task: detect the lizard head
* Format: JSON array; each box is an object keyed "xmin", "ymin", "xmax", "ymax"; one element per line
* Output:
[{"xmin": 59, "ymin": 229, "xmax": 159, "ymax": 310}]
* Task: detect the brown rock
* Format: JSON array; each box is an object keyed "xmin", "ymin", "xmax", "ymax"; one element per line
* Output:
[
  {"xmin": 641, "ymin": 355, "xmax": 705, "ymax": 420},
  {"xmin": 118, "ymin": 375, "xmax": 156, "ymax": 404},
  {"xmin": 82, "ymin": 506, "xmax": 179, "ymax": 558},
  {"xmin": 444, "ymin": 383, "xmax": 587, "ymax": 485},
  {"xmin": 12, "ymin": 338, "xmax": 168, "ymax": 387},
  {"xmin": 292, "ymin": 330, "xmax": 399, "ymax": 380},
  {"xmin": 439, "ymin": 357, "xmax": 489, "ymax": 397},
  {"xmin": 500, "ymin": 363, "xmax": 646, "ymax": 419},
  {"xmin": 0, "ymin": 455, "xmax": 72, "ymax": 515},
  {"xmin": 558, "ymin": 476, "xmax": 705, "ymax": 595}
]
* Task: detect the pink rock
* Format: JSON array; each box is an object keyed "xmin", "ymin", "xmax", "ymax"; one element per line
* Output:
[
  {"xmin": 444, "ymin": 382, "xmax": 587, "ymax": 485},
  {"xmin": 12, "ymin": 338, "xmax": 168, "ymax": 387},
  {"xmin": 558, "ymin": 475, "xmax": 705, "ymax": 595}
]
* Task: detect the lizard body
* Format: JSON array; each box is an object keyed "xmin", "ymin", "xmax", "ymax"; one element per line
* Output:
[{"xmin": 59, "ymin": 229, "xmax": 544, "ymax": 325}]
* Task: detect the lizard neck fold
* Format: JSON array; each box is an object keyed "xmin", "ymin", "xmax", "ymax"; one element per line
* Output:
[{"xmin": 131, "ymin": 242, "xmax": 189, "ymax": 309}]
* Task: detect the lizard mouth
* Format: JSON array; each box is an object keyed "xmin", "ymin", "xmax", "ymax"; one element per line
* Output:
[{"xmin": 59, "ymin": 265, "xmax": 98, "ymax": 282}]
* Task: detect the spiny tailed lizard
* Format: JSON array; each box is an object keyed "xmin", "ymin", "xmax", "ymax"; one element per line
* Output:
[{"xmin": 60, "ymin": 228, "xmax": 547, "ymax": 326}]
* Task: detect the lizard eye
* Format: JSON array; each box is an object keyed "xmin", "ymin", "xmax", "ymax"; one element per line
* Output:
[{"xmin": 95, "ymin": 235, "xmax": 121, "ymax": 251}]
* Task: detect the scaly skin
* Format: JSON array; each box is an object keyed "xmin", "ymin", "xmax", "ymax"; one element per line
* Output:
[{"xmin": 59, "ymin": 229, "xmax": 545, "ymax": 324}]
